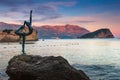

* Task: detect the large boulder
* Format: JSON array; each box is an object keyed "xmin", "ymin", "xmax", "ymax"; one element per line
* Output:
[
  {"xmin": 6, "ymin": 55, "xmax": 90, "ymax": 80},
  {"xmin": 79, "ymin": 28, "xmax": 114, "ymax": 38}
]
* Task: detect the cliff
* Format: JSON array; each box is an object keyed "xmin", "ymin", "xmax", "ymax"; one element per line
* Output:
[
  {"xmin": 6, "ymin": 55, "xmax": 90, "ymax": 80},
  {"xmin": 79, "ymin": 28, "xmax": 114, "ymax": 38}
]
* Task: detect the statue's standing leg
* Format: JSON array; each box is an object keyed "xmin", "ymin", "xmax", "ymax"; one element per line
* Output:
[{"xmin": 22, "ymin": 35, "xmax": 26, "ymax": 55}]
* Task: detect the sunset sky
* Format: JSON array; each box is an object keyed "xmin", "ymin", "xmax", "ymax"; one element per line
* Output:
[{"xmin": 0, "ymin": 0, "xmax": 120, "ymax": 37}]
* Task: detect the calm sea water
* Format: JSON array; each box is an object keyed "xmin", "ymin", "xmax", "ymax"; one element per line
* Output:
[{"xmin": 0, "ymin": 39, "xmax": 120, "ymax": 80}]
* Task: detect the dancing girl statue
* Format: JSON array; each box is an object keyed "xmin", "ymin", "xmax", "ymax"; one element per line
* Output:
[{"xmin": 15, "ymin": 10, "xmax": 33, "ymax": 55}]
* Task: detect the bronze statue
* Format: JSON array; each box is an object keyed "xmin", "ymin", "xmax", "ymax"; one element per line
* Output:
[{"xmin": 15, "ymin": 10, "xmax": 33, "ymax": 55}]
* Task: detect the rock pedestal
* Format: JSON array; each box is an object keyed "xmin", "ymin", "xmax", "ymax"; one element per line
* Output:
[{"xmin": 6, "ymin": 55, "xmax": 90, "ymax": 80}]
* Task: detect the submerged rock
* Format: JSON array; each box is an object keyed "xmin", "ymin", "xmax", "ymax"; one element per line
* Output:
[
  {"xmin": 79, "ymin": 28, "xmax": 114, "ymax": 38},
  {"xmin": 6, "ymin": 55, "xmax": 90, "ymax": 80}
]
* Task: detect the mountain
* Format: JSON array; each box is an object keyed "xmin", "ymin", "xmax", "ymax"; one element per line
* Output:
[
  {"xmin": 0, "ymin": 22, "xmax": 19, "ymax": 30},
  {"xmin": 79, "ymin": 28, "xmax": 114, "ymax": 38},
  {"xmin": 0, "ymin": 22, "xmax": 90, "ymax": 39},
  {"xmin": 36, "ymin": 24, "xmax": 89, "ymax": 39}
]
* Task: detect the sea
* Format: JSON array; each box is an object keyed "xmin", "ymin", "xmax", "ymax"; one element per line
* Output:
[{"xmin": 0, "ymin": 39, "xmax": 120, "ymax": 80}]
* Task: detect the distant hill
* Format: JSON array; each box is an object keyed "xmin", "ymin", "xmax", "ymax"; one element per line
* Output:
[
  {"xmin": 0, "ymin": 22, "xmax": 19, "ymax": 30},
  {"xmin": 35, "ymin": 24, "xmax": 89, "ymax": 39},
  {"xmin": 0, "ymin": 22, "xmax": 90, "ymax": 39},
  {"xmin": 79, "ymin": 28, "xmax": 114, "ymax": 38}
]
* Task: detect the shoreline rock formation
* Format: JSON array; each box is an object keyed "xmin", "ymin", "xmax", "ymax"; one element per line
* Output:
[
  {"xmin": 20, "ymin": 27, "xmax": 38, "ymax": 41},
  {"xmin": 6, "ymin": 55, "xmax": 90, "ymax": 80},
  {"xmin": 0, "ymin": 30, "xmax": 20, "ymax": 42},
  {"xmin": 0, "ymin": 28, "xmax": 38, "ymax": 42},
  {"xmin": 79, "ymin": 28, "xmax": 114, "ymax": 38}
]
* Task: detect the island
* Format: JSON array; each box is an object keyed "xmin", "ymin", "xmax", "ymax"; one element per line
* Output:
[{"xmin": 78, "ymin": 28, "xmax": 114, "ymax": 38}]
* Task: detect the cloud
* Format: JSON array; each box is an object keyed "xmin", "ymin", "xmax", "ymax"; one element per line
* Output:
[
  {"xmin": 0, "ymin": 0, "xmax": 33, "ymax": 6},
  {"xmin": 32, "ymin": 16, "xmax": 97, "ymax": 26},
  {"xmin": 0, "ymin": 1, "xmax": 76, "ymax": 22}
]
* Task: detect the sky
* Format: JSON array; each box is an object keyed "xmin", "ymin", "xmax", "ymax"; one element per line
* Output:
[{"xmin": 0, "ymin": 0, "xmax": 120, "ymax": 37}]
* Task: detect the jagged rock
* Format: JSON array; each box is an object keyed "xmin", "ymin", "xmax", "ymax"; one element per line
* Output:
[
  {"xmin": 79, "ymin": 28, "xmax": 114, "ymax": 38},
  {"xmin": 0, "ymin": 28, "xmax": 38, "ymax": 42},
  {"xmin": 0, "ymin": 31, "xmax": 20, "ymax": 42},
  {"xmin": 6, "ymin": 55, "xmax": 90, "ymax": 80},
  {"xmin": 20, "ymin": 27, "xmax": 38, "ymax": 41}
]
